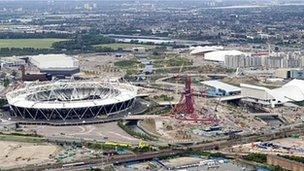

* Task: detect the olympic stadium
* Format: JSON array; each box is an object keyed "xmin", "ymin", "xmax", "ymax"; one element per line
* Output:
[{"xmin": 6, "ymin": 81, "xmax": 137, "ymax": 121}]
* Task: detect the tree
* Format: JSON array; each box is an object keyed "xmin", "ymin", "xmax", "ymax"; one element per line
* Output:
[{"xmin": 3, "ymin": 78, "xmax": 10, "ymax": 87}]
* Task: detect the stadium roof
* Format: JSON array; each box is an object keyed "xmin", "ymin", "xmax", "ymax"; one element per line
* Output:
[
  {"xmin": 190, "ymin": 46, "xmax": 223, "ymax": 55},
  {"xmin": 202, "ymin": 80, "xmax": 241, "ymax": 93},
  {"xmin": 29, "ymin": 54, "xmax": 78, "ymax": 70},
  {"xmin": 6, "ymin": 81, "xmax": 137, "ymax": 109},
  {"xmin": 204, "ymin": 50, "xmax": 246, "ymax": 62}
]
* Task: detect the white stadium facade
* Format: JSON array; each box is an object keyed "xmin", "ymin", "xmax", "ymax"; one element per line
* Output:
[{"xmin": 6, "ymin": 81, "xmax": 137, "ymax": 121}]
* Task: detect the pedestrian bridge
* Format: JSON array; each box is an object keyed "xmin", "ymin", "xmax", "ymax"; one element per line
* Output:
[
  {"xmin": 216, "ymin": 95, "xmax": 243, "ymax": 102},
  {"xmin": 124, "ymin": 115, "xmax": 168, "ymax": 121}
]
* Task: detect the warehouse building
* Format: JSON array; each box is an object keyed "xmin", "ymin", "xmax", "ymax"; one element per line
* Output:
[{"xmin": 29, "ymin": 54, "xmax": 80, "ymax": 77}]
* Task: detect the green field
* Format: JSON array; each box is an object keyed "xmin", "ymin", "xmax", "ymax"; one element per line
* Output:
[
  {"xmin": 0, "ymin": 134, "xmax": 45, "ymax": 143},
  {"xmin": 0, "ymin": 38, "xmax": 67, "ymax": 49},
  {"xmin": 95, "ymin": 43, "xmax": 156, "ymax": 50}
]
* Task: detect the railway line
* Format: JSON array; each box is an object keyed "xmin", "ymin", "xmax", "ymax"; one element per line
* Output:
[{"xmin": 10, "ymin": 123, "xmax": 304, "ymax": 171}]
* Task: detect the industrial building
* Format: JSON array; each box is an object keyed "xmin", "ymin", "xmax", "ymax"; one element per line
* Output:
[
  {"xmin": 241, "ymin": 79, "xmax": 304, "ymax": 108},
  {"xmin": 29, "ymin": 54, "xmax": 80, "ymax": 77},
  {"xmin": 202, "ymin": 80, "xmax": 241, "ymax": 96},
  {"xmin": 6, "ymin": 81, "xmax": 137, "ymax": 121}
]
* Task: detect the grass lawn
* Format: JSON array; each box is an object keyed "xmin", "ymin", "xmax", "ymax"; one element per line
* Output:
[
  {"xmin": 0, "ymin": 134, "xmax": 45, "ymax": 143},
  {"xmin": 0, "ymin": 38, "xmax": 67, "ymax": 49},
  {"xmin": 114, "ymin": 59, "xmax": 144, "ymax": 69},
  {"xmin": 95, "ymin": 43, "xmax": 156, "ymax": 50},
  {"xmin": 153, "ymin": 57, "xmax": 192, "ymax": 68}
]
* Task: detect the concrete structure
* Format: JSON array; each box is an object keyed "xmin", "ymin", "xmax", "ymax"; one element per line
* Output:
[
  {"xmin": 267, "ymin": 155, "xmax": 304, "ymax": 171},
  {"xmin": 29, "ymin": 54, "xmax": 80, "ymax": 77},
  {"xmin": 202, "ymin": 80, "xmax": 241, "ymax": 96},
  {"xmin": 6, "ymin": 81, "xmax": 137, "ymax": 121},
  {"xmin": 241, "ymin": 79, "xmax": 304, "ymax": 107}
]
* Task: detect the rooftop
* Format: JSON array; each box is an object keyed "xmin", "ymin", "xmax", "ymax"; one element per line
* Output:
[
  {"xmin": 29, "ymin": 54, "xmax": 78, "ymax": 70},
  {"xmin": 189, "ymin": 46, "xmax": 223, "ymax": 55},
  {"xmin": 241, "ymin": 79, "xmax": 304, "ymax": 103},
  {"xmin": 204, "ymin": 50, "xmax": 247, "ymax": 62},
  {"xmin": 202, "ymin": 80, "xmax": 241, "ymax": 92}
]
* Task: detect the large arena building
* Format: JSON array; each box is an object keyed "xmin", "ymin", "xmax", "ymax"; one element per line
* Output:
[
  {"xmin": 6, "ymin": 81, "xmax": 137, "ymax": 121},
  {"xmin": 29, "ymin": 54, "xmax": 80, "ymax": 77}
]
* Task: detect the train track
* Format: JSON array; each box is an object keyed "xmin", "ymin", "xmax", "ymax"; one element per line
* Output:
[{"xmin": 10, "ymin": 124, "xmax": 304, "ymax": 171}]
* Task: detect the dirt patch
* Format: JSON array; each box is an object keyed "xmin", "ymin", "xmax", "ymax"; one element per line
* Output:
[{"xmin": 0, "ymin": 141, "xmax": 60, "ymax": 169}]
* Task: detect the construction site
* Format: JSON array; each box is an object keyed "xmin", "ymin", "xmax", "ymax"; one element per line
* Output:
[
  {"xmin": 1, "ymin": 45, "xmax": 304, "ymax": 170},
  {"xmin": 224, "ymin": 135, "xmax": 304, "ymax": 157}
]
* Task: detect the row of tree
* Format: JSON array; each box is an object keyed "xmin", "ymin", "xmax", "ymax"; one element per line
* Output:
[
  {"xmin": 0, "ymin": 47, "xmax": 57, "ymax": 57},
  {"xmin": 52, "ymin": 34, "xmax": 115, "ymax": 52},
  {"xmin": 0, "ymin": 33, "xmax": 117, "ymax": 56},
  {"xmin": 0, "ymin": 32, "xmax": 71, "ymax": 39}
]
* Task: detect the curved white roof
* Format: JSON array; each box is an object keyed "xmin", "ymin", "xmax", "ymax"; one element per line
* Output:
[
  {"xmin": 241, "ymin": 79, "xmax": 304, "ymax": 103},
  {"xmin": 270, "ymin": 79, "xmax": 304, "ymax": 102},
  {"xmin": 204, "ymin": 50, "xmax": 246, "ymax": 62},
  {"xmin": 190, "ymin": 46, "xmax": 223, "ymax": 55},
  {"xmin": 6, "ymin": 81, "xmax": 137, "ymax": 109}
]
